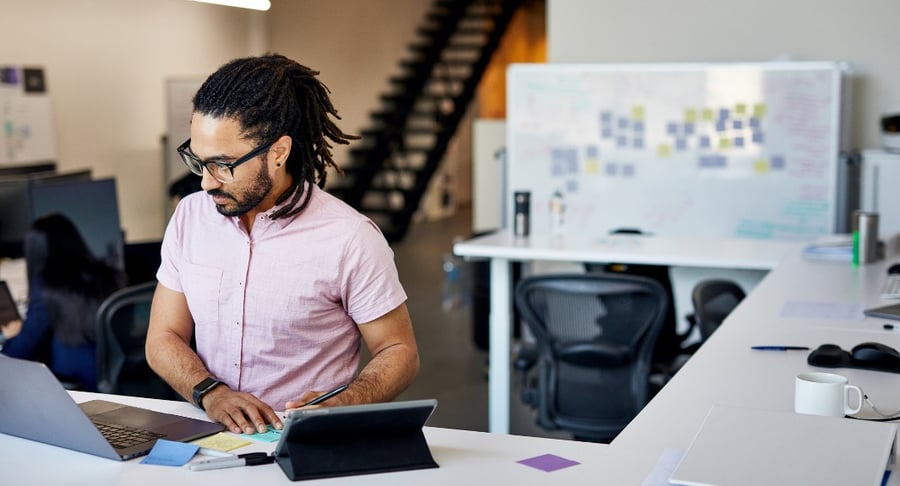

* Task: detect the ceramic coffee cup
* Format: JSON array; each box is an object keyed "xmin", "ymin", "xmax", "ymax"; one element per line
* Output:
[{"xmin": 794, "ymin": 372, "xmax": 862, "ymax": 417}]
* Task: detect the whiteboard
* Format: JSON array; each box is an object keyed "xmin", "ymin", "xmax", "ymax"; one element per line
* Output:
[
  {"xmin": 0, "ymin": 65, "xmax": 56, "ymax": 165},
  {"xmin": 506, "ymin": 62, "xmax": 849, "ymax": 241}
]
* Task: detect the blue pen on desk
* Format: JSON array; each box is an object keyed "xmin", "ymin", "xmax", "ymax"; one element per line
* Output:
[{"xmin": 751, "ymin": 346, "xmax": 810, "ymax": 351}]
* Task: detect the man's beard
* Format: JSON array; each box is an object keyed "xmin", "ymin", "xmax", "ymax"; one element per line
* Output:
[{"xmin": 207, "ymin": 162, "xmax": 273, "ymax": 217}]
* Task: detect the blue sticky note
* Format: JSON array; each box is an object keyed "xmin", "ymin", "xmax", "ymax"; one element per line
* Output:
[
  {"xmin": 140, "ymin": 439, "xmax": 199, "ymax": 466},
  {"xmin": 241, "ymin": 425, "xmax": 283, "ymax": 443}
]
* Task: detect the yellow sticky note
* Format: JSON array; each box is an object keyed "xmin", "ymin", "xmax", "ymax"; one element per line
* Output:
[
  {"xmin": 754, "ymin": 159, "xmax": 769, "ymax": 174},
  {"xmin": 631, "ymin": 105, "xmax": 645, "ymax": 121},
  {"xmin": 585, "ymin": 159, "xmax": 600, "ymax": 174},
  {"xmin": 684, "ymin": 108, "xmax": 697, "ymax": 123},
  {"xmin": 657, "ymin": 144, "xmax": 672, "ymax": 158},
  {"xmin": 192, "ymin": 433, "xmax": 253, "ymax": 452},
  {"xmin": 702, "ymin": 108, "xmax": 714, "ymax": 121},
  {"xmin": 719, "ymin": 138, "xmax": 731, "ymax": 149},
  {"xmin": 735, "ymin": 103, "xmax": 747, "ymax": 114},
  {"xmin": 753, "ymin": 103, "xmax": 767, "ymax": 118}
]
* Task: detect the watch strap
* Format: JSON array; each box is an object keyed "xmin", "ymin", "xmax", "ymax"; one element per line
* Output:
[{"xmin": 192, "ymin": 377, "xmax": 222, "ymax": 411}]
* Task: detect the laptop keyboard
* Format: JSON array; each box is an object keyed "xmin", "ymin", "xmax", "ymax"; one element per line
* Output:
[
  {"xmin": 882, "ymin": 275, "xmax": 900, "ymax": 299},
  {"xmin": 93, "ymin": 420, "xmax": 165, "ymax": 449}
]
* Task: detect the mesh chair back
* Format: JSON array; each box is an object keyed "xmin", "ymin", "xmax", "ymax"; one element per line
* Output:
[
  {"xmin": 95, "ymin": 281, "xmax": 178, "ymax": 400},
  {"xmin": 691, "ymin": 279, "xmax": 746, "ymax": 341},
  {"xmin": 515, "ymin": 273, "xmax": 667, "ymax": 442}
]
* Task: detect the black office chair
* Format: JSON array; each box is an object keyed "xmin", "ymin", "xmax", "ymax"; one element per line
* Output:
[
  {"xmin": 691, "ymin": 279, "xmax": 746, "ymax": 342},
  {"xmin": 95, "ymin": 280, "xmax": 179, "ymax": 400},
  {"xmin": 514, "ymin": 273, "xmax": 667, "ymax": 443},
  {"xmin": 583, "ymin": 230, "xmax": 699, "ymax": 389}
]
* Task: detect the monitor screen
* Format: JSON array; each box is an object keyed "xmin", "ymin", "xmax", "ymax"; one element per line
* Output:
[
  {"xmin": 29, "ymin": 177, "xmax": 124, "ymax": 270},
  {"xmin": 0, "ymin": 178, "xmax": 32, "ymax": 259}
]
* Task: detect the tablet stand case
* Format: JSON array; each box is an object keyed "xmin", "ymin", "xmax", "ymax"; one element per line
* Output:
[{"xmin": 274, "ymin": 401, "xmax": 438, "ymax": 481}]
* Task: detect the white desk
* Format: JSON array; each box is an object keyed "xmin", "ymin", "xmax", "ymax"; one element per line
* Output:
[
  {"xmin": 453, "ymin": 230, "xmax": 798, "ymax": 433},
  {"xmin": 0, "ymin": 391, "xmax": 611, "ymax": 485},
  {"xmin": 612, "ymin": 248, "xmax": 900, "ymax": 484},
  {"xmin": 4, "ymin": 244, "xmax": 900, "ymax": 484}
]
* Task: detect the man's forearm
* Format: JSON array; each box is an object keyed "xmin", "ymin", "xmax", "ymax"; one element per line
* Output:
[
  {"xmin": 146, "ymin": 332, "xmax": 213, "ymax": 403},
  {"xmin": 337, "ymin": 343, "xmax": 419, "ymax": 406}
]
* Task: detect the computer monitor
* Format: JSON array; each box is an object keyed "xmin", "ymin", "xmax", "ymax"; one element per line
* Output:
[
  {"xmin": 0, "ymin": 178, "xmax": 33, "ymax": 259},
  {"xmin": 29, "ymin": 177, "xmax": 124, "ymax": 270},
  {"xmin": 0, "ymin": 162, "xmax": 56, "ymax": 178}
]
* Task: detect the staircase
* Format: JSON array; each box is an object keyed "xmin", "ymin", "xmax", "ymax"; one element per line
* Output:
[{"xmin": 329, "ymin": 0, "xmax": 522, "ymax": 242}]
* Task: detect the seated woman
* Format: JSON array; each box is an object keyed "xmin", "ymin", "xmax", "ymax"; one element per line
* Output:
[{"xmin": 1, "ymin": 213, "xmax": 124, "ymax": 391}]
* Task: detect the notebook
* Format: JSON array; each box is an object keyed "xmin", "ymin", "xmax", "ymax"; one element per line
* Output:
[
  {"xmin": 0, "ymin": 355, "xmax": 224, "ymax": 460},
  {"xmin": 670, "ymin": 404, "xmax": 896, "ymax": 486},
  {"xmin": 0, "ymin": 280, "xmax": 21, "ymax": 324}
]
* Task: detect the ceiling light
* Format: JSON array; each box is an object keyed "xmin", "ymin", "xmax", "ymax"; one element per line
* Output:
[{"xmin": 190, "ymin": 0, "xmax": 271, "ymax": 11}]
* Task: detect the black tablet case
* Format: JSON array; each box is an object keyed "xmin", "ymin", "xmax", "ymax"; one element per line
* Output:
[{"xmin": 273, "ymin": 399, "xmax": 438, "ymax": 481}]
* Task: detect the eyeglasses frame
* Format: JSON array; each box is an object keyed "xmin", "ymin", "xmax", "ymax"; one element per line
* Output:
[{"xmin": 177, "ymin": 137, "xmax": 276, "ymax": 183}]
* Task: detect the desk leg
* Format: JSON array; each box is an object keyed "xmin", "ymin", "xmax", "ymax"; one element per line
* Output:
[{"xmin": 488, "ymin": 257, "xmax": 511, "ymax": 434}]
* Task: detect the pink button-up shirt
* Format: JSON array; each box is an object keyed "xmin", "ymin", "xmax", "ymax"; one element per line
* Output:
[{"xmin": 157, "ymin": 185, "xmax": 407, "ymax": 409}]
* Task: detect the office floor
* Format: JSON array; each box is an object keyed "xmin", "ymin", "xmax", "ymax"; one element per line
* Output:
[{"xmin": 388, "ymin": 205, "xmax": 570, "ymax": 440}]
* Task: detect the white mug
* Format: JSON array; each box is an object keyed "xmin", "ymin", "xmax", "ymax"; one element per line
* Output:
[{"xmin": 794, "ymin": 372, "xmax": 863, "ymax": 417}]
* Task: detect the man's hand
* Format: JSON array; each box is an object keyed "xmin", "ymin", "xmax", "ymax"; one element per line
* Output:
[{"xmin": 202, "ymin": 385, "xmax": 283, "ymax": 435}]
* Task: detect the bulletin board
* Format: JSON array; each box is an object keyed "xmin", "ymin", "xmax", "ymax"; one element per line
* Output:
[
  {"xmin": 506, "ymin": 62, "xmax": 849, "ymax": 240},
  {"xmin": 0, "ymin": 65, "xmax": 56, "ymax": 166}
]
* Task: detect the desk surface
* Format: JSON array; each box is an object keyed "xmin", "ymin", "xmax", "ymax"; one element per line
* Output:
[
  {"xmin": 453, "ymin": 230, "xmax": 798, "ymax": 269},
  {"xmin": 0, "ymin": 391, "xmax": 611, "ymax": 485},
  {"xmin": 5, "ymin": 243, "xmax": 900, "ymax": 484}
]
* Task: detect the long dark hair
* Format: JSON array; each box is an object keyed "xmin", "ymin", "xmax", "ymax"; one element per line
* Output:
[
  {"xmin": 24, "ymin": 214, "xmax": 124, "ymax": 346},
  {"xmin": 192, "ymin": 53, "xmax": 359, "ymax": 219}
]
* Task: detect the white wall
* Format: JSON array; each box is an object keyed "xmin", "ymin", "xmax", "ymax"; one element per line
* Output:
[
  {"xmin": 0, "ymin": 0, "xmax": 257, "ymax": 242},
  {"xmin": 1, "ymin": 0, "xmax": 444, "ymax": 242},
  {"xmin": 547, "ymin": 0, "xmax": 900, "ymax": 150}
]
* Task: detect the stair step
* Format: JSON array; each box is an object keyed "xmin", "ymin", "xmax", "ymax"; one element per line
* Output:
[{"xmin": 418, "ymin": 26, "xmax": 487, "ymax": 38}]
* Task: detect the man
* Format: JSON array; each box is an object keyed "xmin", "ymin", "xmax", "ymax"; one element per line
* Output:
[{"xmin": 146, "ymin": 54, "xmax": 420, "ymax": 436}]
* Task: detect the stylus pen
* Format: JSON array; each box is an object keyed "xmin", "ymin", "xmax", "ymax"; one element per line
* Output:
[
  {"xmin": 298, "ymin": 383, "xmax": 349, "ymax": 408},
  {"xmin": 751, "ymin": 346, "xmax": 810, "ymax": 351},
  {"xmin": 189, "ymin": 452, "xmax": 274, "ymax": 471}
]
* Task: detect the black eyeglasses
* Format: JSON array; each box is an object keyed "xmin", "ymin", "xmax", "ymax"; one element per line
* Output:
[{"xmin": 177, "ymin": 138, "xmax": 275, "ymax": 184}]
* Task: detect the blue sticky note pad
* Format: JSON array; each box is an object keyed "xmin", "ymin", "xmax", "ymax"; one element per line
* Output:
[
  {"xmin": 140, "ymin": 439, "xmax": 199, "ymax": 466},
  {"xmin": 240, "ymin": 425, "xmax": 282, "ymax": 443}
]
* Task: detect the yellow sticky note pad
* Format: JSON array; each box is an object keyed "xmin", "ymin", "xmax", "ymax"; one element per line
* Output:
[
  {"xmin": 754, "ymin": 159, "xmax": 769, "ymax": 174},
  {"xmin": 718, "ymin": 138, "xmax": 731, "ymax": 149},
  {"xmin": 191, "ymin": 433, "xmax": 253, "ymax": 452},
  {"xmin": 657, "ymin": 144, "xmax": 672, "ymax": 158},
  {"xmin": 735, "ymin": 103, "xmax": 747, "ymax": 114},
  {"xmin": 702, "ymin": 108, "xmax": 714, "ymax": 121},
  {"xmin": 585, "ymin": 159, "xmax": 600, "ymax": 174}
]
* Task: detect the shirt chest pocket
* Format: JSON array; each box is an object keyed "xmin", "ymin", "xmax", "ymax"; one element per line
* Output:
[{"xmin": 181, "ymin": 262, "xmax": 223, "ymax": 325}]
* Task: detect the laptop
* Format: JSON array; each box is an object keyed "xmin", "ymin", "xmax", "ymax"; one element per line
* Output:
[
  {"xmin": 863, "ymin": 302, "xmax": 900, "ymax": 321},
  {"xmin": 0, "ymin": 280, "xmax": 21, "ymax": 325},
  {"xmin": 0, "ymin": 355, "xmax": 224, "ymax": 460}
]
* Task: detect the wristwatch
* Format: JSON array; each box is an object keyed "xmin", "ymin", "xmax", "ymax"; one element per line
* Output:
[{"xmin": 192, "ymin": 377, "xmax": 223, "ymax": 411}]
